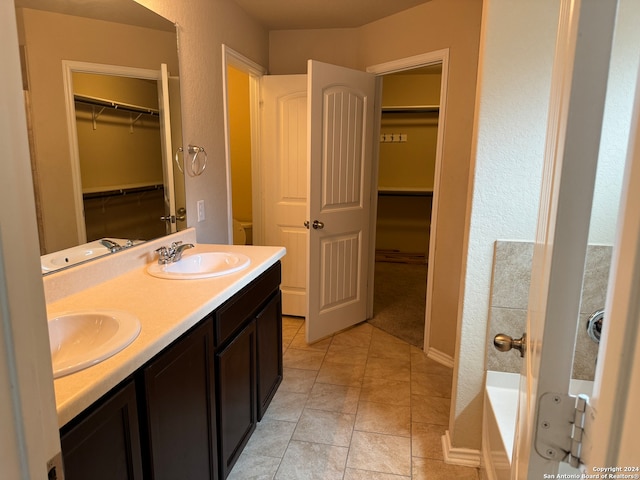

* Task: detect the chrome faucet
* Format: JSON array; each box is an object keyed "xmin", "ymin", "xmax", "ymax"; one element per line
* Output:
[
  {"xmin": 101, "ymin": 239, "xmax": 122, "ymax": 253},
  {"xmin": 155, "ymin": 241, "xmax": 194, "ymax": 264},
  {"xmin": 100, "ymin": 238, "xmax": 134, "ymax": 253}
]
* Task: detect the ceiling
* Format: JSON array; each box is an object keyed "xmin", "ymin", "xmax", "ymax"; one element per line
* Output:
[
  {"xmin": 15, "ymin": 0, "xmax": 432, "ymax": 31},
  {"xmin": 230, "ymin": 0, "xmax": 433, "ymax": 29},
  {"xmin": 14, "ymin": 0, "xmax": 175, "ymax": 32}
]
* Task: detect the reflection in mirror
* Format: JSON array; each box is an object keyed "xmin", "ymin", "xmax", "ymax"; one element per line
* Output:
[{"xmin": 14, "ymin": 0, "xmax": 185, "ymax": 274}]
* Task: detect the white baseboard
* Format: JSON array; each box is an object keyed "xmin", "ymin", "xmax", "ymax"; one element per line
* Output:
[
  {"xmin": 426, "ymin": 347, "xmax": 454, "ymax": 368},
  {"xmin": 442, "ymin": 430, "xmax": 482, "ymax": 467}
]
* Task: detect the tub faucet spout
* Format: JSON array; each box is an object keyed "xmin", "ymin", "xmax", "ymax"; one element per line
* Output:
[{"xmin": 101, "ymin": 239, "xmax": 122, "ymax": 253}]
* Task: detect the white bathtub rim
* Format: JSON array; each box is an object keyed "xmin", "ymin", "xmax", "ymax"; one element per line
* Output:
[{"xmin": 483, "ymin": 370, "xmax": 594, "ymax": 478}]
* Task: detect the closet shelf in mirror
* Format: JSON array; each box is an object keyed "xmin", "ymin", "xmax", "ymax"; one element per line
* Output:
[{"xmin": 82, "ymin": 183, "xmax": 164, "ymax": 200}]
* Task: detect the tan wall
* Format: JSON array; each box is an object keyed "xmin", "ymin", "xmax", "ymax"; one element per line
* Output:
[
  {"xmin": 19, "ymin": 8, "xmax": 179, "ymax": 253},
  {"xmin": 228, "ymin": 66, "xmax": 253, "ymax": 223},
  {"xmin": 269, "ymin": 0, "xmax": 483, "ymax": 359},
  {"xmin": 136, "ymin": 0, "xmax": 269, "ymax": 245}
]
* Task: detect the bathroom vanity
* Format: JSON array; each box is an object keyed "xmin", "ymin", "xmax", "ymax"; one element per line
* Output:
[{"xmin": 45, "ymin": 231, "xmax": 285, "ymax": 480}]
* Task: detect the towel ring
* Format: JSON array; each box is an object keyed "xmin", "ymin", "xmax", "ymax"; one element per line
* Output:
[
  {"xmin": 187, "ymin": 145, "xmax": 207, "ymax": 176},
  {"xmin": 174, "ymin": 147, "xmax": 185, "ymax": 174},
  {"xmin": 175, "ymin": 145, "xmax": 207, "ymax": 176}
]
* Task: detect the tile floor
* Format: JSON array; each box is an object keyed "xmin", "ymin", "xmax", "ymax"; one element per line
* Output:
[{"xmin": 228, "ymin": 317, "xmax": 480, "ymax": 479}]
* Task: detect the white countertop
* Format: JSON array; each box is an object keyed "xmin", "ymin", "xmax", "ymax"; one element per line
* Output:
[{"xmin": 48, "ymin": 241, "xmax": 285, "ymax": 427}]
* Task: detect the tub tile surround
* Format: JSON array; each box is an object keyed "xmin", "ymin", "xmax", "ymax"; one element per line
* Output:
[
  {"xmin": 228, "ymin": 317, "xmax": 480, "ymax": 479},
  {"xmin": 44, "ymin": 228, "xmax": 287, "ymax": 426},
  {"xmin": 486, "ymin": 240, "xmax": 611, "ymax": 380}
]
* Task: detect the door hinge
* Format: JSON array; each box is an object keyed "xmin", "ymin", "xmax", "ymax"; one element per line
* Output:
[{"xmin": 535, "ymin": 392, "xmax": 591, "ymax": 468}]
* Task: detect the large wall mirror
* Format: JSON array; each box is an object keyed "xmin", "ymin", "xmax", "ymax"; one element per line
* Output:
[{"xmin": 14, "ymin": 0, "xmax": 185, "ymax": 274}]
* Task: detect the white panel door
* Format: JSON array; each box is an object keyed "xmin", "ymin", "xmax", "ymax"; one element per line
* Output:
[
  {"xmin": 508, "ymin": 1, "xmax": 618, "ymax": 477},
  {"xmin": 261, "ymin": 75, "xmax": 308, "ymax": 316},
  {"xmin": 306, "ymin": 60, "xmax": 377, "ymax": 343}
]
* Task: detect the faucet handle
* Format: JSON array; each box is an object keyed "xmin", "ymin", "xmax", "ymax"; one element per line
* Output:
[{"xmin": 155, "ymin": 246, "xmax": 171, "ymax": 264}]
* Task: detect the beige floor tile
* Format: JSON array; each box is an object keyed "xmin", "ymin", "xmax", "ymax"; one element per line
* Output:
[
  {"xmin": 305, "ymin": 382, "xmax": 361, "ymax": 414},
  {"xmin": 289, "ymin": 331, "xmax": 332, "ymax": 351},
  {"xmin": 411, "ymin": 395, "xmax": 451, "ymax": 426},
  {"xmin": 242, "ymin": 418, "xmax": 296, "ymax": 458},
  {"xmin": 230, "ymin": 320, "xmax": 459, "ymax": 480},
  {"xmin": 369, "ymin": 332, "xmax": 412, "ymax": 362},
  {"xmin": 346, "ymin": 431, "xmax": 412, "ymax": 476},
  {"xmin": 411, "ymin": 373, "xmax": 453, "ymax": 398},
  {"xmin": 411, "ymin": 349, "xmax": 453, "ymax": 376},
  {"xmin": 227, "ymin": 452, "xmax": 281, "ymax": 480},
  {"xmin": 279, "ymin": 367, "xmax": 317, "ymax": 394},
  {"xmin": 412, "ymin": 457, "xmax": 479, "ymax": 480},
  {"xmin": 283, "ymin": 347, "xmax": 326, "ymax": 370},
  {"xmin": 344, "ymin": 468, "xmax": 410, "ymax": 479},
  {"xmin": 262, "ymin": 390, "xmax": 308, "ymax": 422},
  {"xmin": 364, "ymin": 355, "xmax": 411, "ymax": 382},
  {"xmin": 411, "ymin": 422, "xmax": 447, "ymax": 460},
  {"xmin": 330, "ymin": 323, "xmax": 373, "ymax": 348},
  {"xmin": 275, "ymin": 440, "xmax": 348, "ymax": 480},
  {"xmin": 324, "ymin": 343, "xmax": 370, "ymax": 366},
  {"xmin": 371, "ymin": 327, "xmax": 409, "ymax": 346},
  {"xmin": 355, "ymin": 401, "xmax": 411, "ymax": 436},
  {"xmin": 360, "ymin": 377, "xmax": 411, "ymax": 406},
  {"xmin": 316, "ymin": 360, "xmax": 366, "ymax": 387},
  {"xmin": 292, "ymin": 409, "xmax": 355, "ymax": 447}
]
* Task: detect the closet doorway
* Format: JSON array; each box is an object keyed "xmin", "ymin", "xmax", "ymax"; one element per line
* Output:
[{"xmin": 367, "ymin": 54, "xmax": 447, "ymax": 355}]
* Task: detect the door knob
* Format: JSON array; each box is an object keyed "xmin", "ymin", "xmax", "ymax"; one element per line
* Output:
[
  {"xmin": 304, "ymin": 220, "xmax": 324, "ymax": 229},
  {"xmin": 494, "ymin": 333, "xmax": 526, "ymax": 357}
]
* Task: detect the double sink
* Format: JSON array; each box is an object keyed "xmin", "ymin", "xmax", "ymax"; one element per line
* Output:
[{"xmin": 48, "ymin": 248, "xmax": 250, "ymax": 378}]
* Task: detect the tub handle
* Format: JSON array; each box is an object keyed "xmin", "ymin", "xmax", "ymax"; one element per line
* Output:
[{"xmin": 494, "ymin": 333, "xmax": 526, "ymax": 357}]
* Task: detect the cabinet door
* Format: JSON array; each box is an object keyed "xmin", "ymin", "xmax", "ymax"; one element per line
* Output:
[
  {"xmin": 143, "ymin": 318, "xmax": 217, "ymax": 480},
  {"xmin": 216, "ymin": 320, "xmax": 256, "ymax": 479},
  {"xmin": 61, "ymin": 380, "xmax": 143, "ymax": 480},
  {"xmin": 256, "ymin": 291, "xmax": 283, "ymax": 420}
]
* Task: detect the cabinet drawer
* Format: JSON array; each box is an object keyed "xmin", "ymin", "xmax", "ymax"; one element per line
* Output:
[{"xmin": 214, "ymin": 262, "xmax": 281, "ymax": 346}]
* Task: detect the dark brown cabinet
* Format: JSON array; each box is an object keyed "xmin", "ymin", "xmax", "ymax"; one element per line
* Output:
[
  {"xmin": 142, "ymin": 317, "xmax": 218, "ymax": 480},
  {"xmin": 60, "ymin": 262, "xmax": 282, "ymax": 480},
  {"xmin": 216, "ymin": 320, "xmax": 257, "ymax": 479},
  {"xmin": 60, "ymin": 380, "xmax": 143, "ymax": 480},
  {"xmin": 256, "ymin": 291, "xmax": 282, "ymax": 420}
]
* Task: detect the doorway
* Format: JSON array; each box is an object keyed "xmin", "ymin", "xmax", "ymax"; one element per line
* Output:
[
  {"xmin": 226, "ymin": 64, "xmax": 254, "ymax": 246},
  {"xmin": 223, "ymin": 47, "xmax": 450, "ymax": 355},
  {"xmin": 368, "ymin": 64, "xmax": 442, "ymax": 348}
]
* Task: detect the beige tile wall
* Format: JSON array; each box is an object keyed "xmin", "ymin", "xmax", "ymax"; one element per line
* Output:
[{"xmin": 486, "ymin": 241, "xmax": 611, "ymax": 380}]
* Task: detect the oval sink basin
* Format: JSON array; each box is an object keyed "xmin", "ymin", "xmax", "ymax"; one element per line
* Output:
[
  {"xmin": 147, "ymin": 252, "xmax": 251, "ymax": 280},
  {"xmin": 48, "ymin": 310, "xmax": 141, "ymax": 379}
]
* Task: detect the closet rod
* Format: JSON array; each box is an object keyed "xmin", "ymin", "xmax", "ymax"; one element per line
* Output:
[
  {"xmin": 74, "ymin": 94, "xmax": 159, "ymax": 116},
  {"xmin": 83, "ymin": 183, "xmax": 164, "ymax": 200}
]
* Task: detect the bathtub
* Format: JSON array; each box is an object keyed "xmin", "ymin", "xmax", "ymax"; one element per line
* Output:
[
  {"xmin": 41, "ymin": 238, "xmax": 143, "ymax": 273},
  {"xmin": 482, "ymin": 370, "xmax": 593, "ymax": 479}
]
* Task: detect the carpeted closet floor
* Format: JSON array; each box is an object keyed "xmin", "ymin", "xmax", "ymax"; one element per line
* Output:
[{"xmin": 368, "ymin": 260, "xmax": 428, "ymax": 348}]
